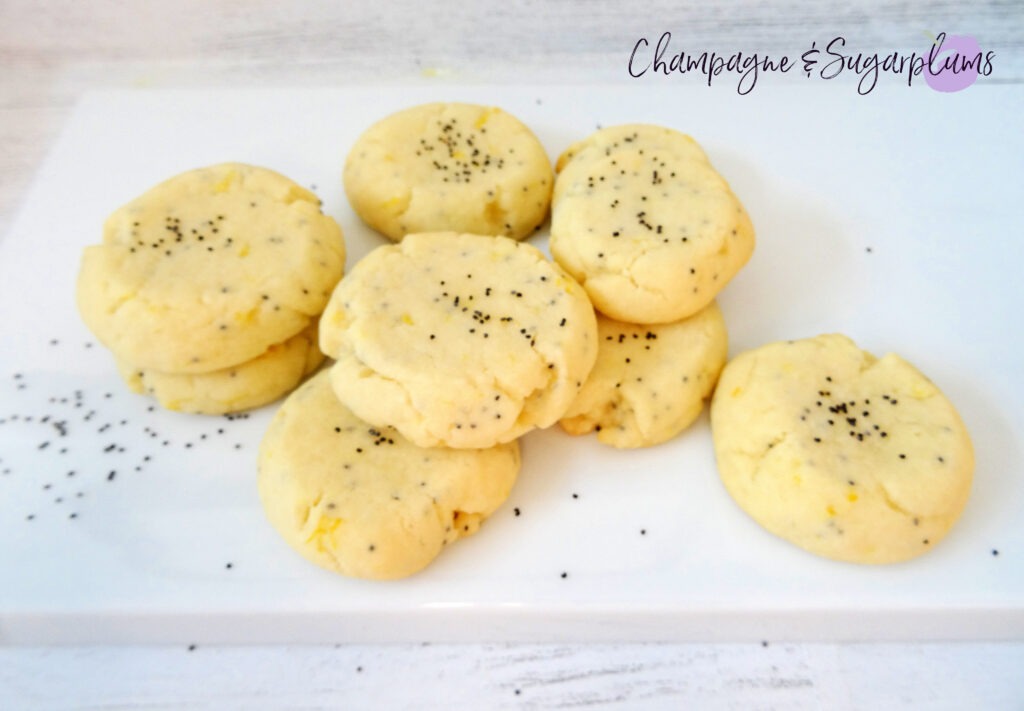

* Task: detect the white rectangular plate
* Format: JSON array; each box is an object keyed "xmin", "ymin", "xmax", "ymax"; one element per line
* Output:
[{"xmin": 1, "ymin": 85, "xmax": 1022, "ymax": 643}]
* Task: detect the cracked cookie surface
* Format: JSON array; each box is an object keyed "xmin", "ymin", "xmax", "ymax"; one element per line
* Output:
[
  {"xmin": 550, "ymin": 124, "xmax": 754, "ymax": 324},
  {"xmin": 560, "ymin": 301, "xmax": 727, "ymax": 448},
  {"xmin": 710, "ymin": 333, "xmax": 974, "ymax": 564},
  {"xmin": 319, "ymin": 232, "xmax": 598, "ymax": 449},
  {"xmin": 258, "ymin": 370, "xmax": 520, "ymax": 580},
  {"xmin": 77, "ymin": 163, "xmax": 346, "ymax": 374},
  {"xmin": 343, "ymin": 102, "xmax": 553, "ymax": 241}
]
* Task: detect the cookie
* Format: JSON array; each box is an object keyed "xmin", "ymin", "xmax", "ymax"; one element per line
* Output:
[
  {"xmin": 116, "ymin": 321, "xmax": 324, "ymax": 415},
  {"xmin": 550, "ymin": 124, "xmax": 754, "ymax": 324},
  {"xmin": 343, "ymin": 102, "xmax": 553, "ymax": 242},
  {"xmin": 320, "ymin": 231, "xmax": 598, "ymax": 449},
  {"xmin": 257, "ymin": 370, "xmax": 520, "ymax": 580},
  {"xmin": 77, "ymin": 163, "xmax": 346, "ymax": 374},
  {"xmin": 710, "ymin": 334, "xmax": 974, "ymax": 564},
  {"xmin": 560, "ymin": 302, "xmax": 727, "ymax": 448}
]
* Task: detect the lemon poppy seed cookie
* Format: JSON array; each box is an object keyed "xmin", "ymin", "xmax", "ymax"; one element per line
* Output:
[
  {"xmin": 116, "ymin": 320, "xmax": 324, "ymax": 415},
  {"xmin": 560, "ymin": 302, "xmax": 727, "ymax": 448},
  {"xmin": 550, "ymin": 124, "xmax": 754, "ymax": 324},
  {"xmin": 320, "ymin": 232, "xmax": 598, "ymax": 449},
  {"xmin": 710, "ymin": 334, "xmax": 974, "ymax": 564},
  {"xmin": 344, "ymin": 102, "xmax": 554, "ymax": 241},
  {"xmin": 77, "ymin": 163, "xmax": 346, "ymax": 374},
  {"xmin": 258, "ymin": 371, "xmax": 520, "ymax": 580}
]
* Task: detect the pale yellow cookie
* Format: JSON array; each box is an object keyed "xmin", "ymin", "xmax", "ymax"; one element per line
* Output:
[
  {"xmin": 560, "ymin": 302, "xmax": 727, "ymax": 448},
  {"xmin": 550, "ymin": 124, "xmax": 754, "ymax": 324},
  {"xmin": 116, "ymin": 321, "xmax": 324, "ymax": 415},
  {"xmin": 320, "ymin": 232, "xmax": 598, "ymax": 449},
  {"xmin": 257, "ymin": 370, "xmax": 520, "ymax": 580},
  {"xmin": 710, "ymin": 334, "xmax": 974, "ymax": 564},
  {"xmin": 77, "ymin": 163, "xmax": 346, "ymax": 374},
  {"xmin": 344, "ymin": 102, "xmax": 553, "ymax": 241}
]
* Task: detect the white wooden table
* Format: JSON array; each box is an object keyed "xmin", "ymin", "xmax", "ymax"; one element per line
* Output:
[{"xmin": 2, "ymin": 2, "xmax": 1022, "ymax": 707}]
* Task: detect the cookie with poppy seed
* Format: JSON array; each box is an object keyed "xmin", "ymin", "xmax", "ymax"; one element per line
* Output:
[
  {"xmin": 550, "ymin": 124, "xmax": 754, "ymax": 324},
  {"xmin": 77, "ymin": 163, "xmax": 346, "ymax": 375},
  {"xmin": 344, "ymin": 102, "xmax": 553, "ymax": 241},
  {"xmin": 258, "ymin": 370, "xmax": 520, "ymax": 580},
  {"xmin": 115, "ymin": 320, "xmax": 324, "ymax": 415},
  {"xmin": 560, "ymin": 301, "xmax": 727, "ymax": 448},
  {"xmin": 710, "ymin": 334, "xmax": 974, "ymax": 564},
  {"xmin": 319, "ymin": 231, "xmax": 598, "ymax": 449}
]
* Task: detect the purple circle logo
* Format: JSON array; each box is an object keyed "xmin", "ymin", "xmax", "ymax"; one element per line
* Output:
[{"xmin": 925, "ymin": 33, "xmax": 982, "ymax": 92}]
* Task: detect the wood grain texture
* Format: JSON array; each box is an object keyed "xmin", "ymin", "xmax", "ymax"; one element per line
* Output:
[
  {"xmin": 1, "ymin": 1, "xmax": 1023, "ymax": 708},
  {"xmin": 2, "ymin": 0, "xmax": 1022, "ymax": 67},
  {"xmin": 1, "ymin": 642, "xmax": 1023, "ymax": 709}
]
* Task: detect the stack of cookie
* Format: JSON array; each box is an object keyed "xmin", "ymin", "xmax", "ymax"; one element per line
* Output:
[
  {"xmin": 259, "ymin": 231, "xmax": 597, "ymax": 579},
  {"xmin": 76, "ymin": 163, "xmax": 346, "ymax": 415},
  {"xmin": 256, "ymin": 107, "xmax": 761, "ymax": 579},
  {"xmin": 550, "ymin": 125, "xmax": 755, "ymax": 448},
  {"xmin": 258, "ymin": 104, "xmax": 601, "ymax": 580}
]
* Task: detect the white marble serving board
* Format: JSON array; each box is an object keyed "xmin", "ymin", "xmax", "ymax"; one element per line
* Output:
[{"xmin": 0, "ymin": 85, "xmax": 1021, "ymax": 644}]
